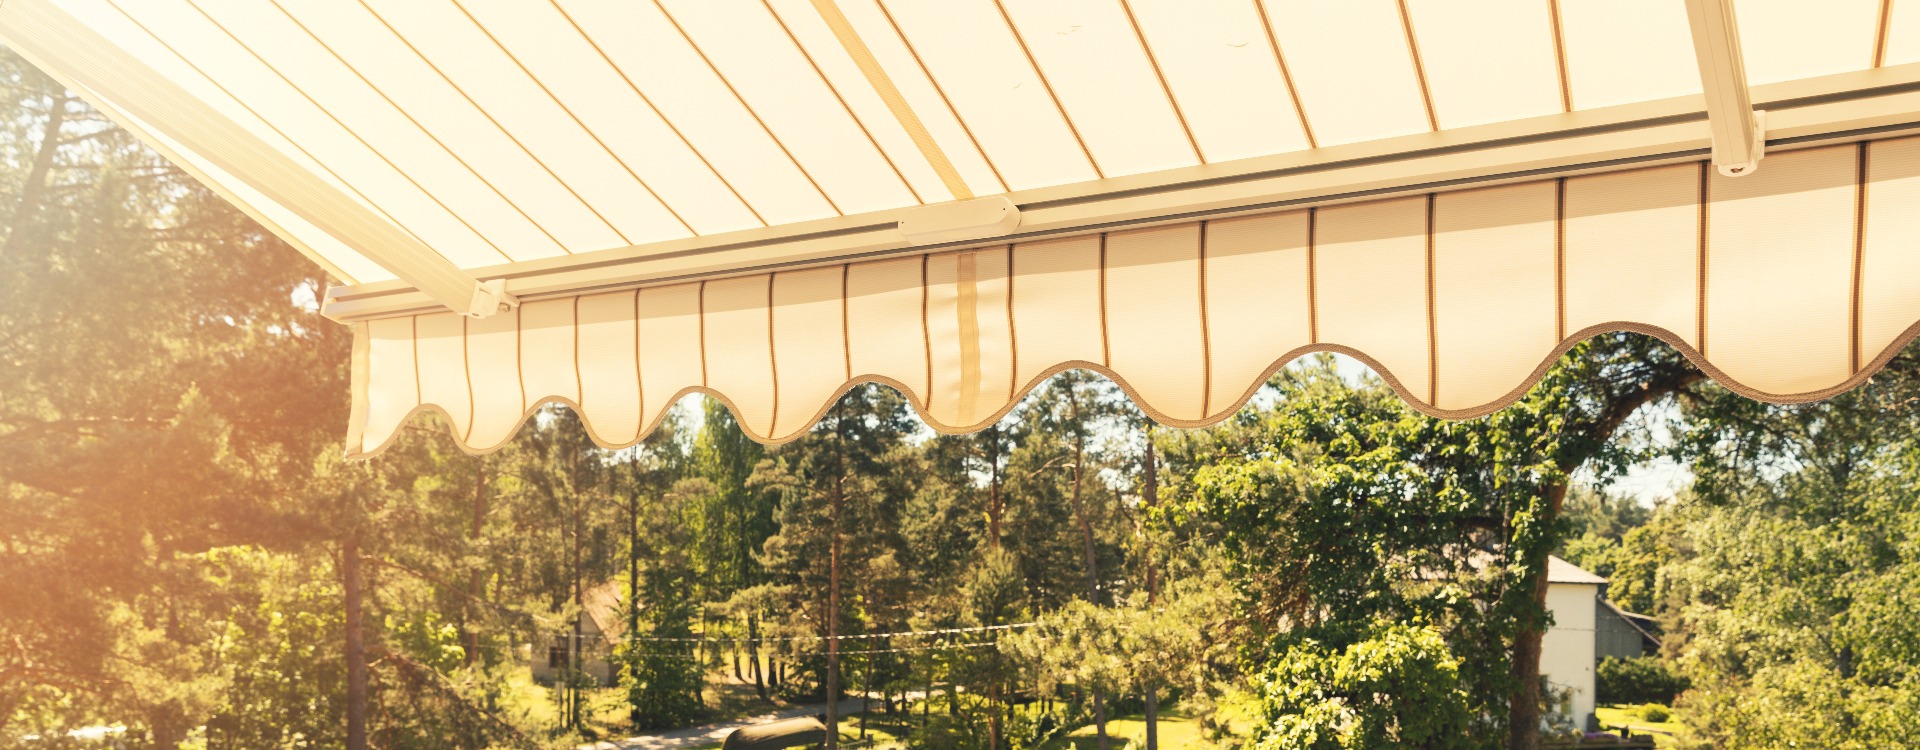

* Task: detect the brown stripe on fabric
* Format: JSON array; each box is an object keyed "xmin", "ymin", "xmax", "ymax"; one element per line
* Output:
[
  {"xmin": 1117, "ymin": 0, "xmax": 1204, "ymax": 162},
  {"xmin": 1199, "ymin": 221, "xmax": 1213, "ymax": 417},
  {"xmin": 1253, "ymin": 0, "xmax": 1316, "ymax": 148},
  {"xmin": 571, "ymin": 297, "xmax": 584, "ymax": 412},
  {"xmin": 955, "ymin": 253, "xmax": 983, "ymax": 423},
  {"xmin": 354, "ymin": 0, "xmax": 620, "ymax": 255},
  {"xmin": 1853, "ymin": 142, "xmax": 1870, "ymax": 372},
  {"xmin": 875, "ymin": 0, "xmax": 1009, "ymax": 193},
  {"xmin": 1555, "ymin": 177, "xmax": 1567, "ymax": 341},
  {"xmin": 650, "ymin": 0, "xmax": 844, "ymax": 215},
  {"xmin": 348, "ymin": 321, "xmax": 371, "ymax": 454},
  {"xmin": 1006, "ymin": 245, "xmax": 1019, "ymax": 398},
  {"xmin": 271, "ymin": 0, "xmax": 580, "ymax": 254},
  {"xmin": 462, "ymin": 316, "xmax": 477, "ymax": 444},
  {"xmin": 1548, "ymin": 0, "xmax": 1572, "ymax": 113},
  {"xmin": 449, "ymin": 0, "xmax": 690, "ymax": 240},
  {"xmin": 763, "ymin": 0, "xmax": 925, "ymax": 204},
  {"xmin": 413, "ymin": 316, "xmax": 424, "ymax": 407},
  {"xmin": 991, "ymin": 0, "xmax": 1105, "ymax": 178},
  {"xmin": 842, "ymin": 264, "xmax": 853, "ymax": 381},
  {"xmin": 1698, "ymin": 161, "xmax": 1710, "ymax": 358},
  {"xmin": 768, "ymin": 274, "xmax": 781, "ymax": 436},
  {"xmin": 698, "ymin": 280, "xmax": 710, "ymax": 387},
  {"xmin": 550, "ymin": 0, "xmax": 767, "ymax": 226},
  {"xmin": 1395, "ymin": 0, "xmax": 1440, "ymax": 132},
  {"xmin": 921, "ymin": 254, "xmax": 934, "ymax": 411},
  {"xmin": 515, "ymin": 305, "xmax": 527, "ymax": 415},
  {"xmin": 164, "ymin": 0, "xmax": 517, "ymax": 263},
  {"xmin": 1426, "ymin": 193, "xmax": 1438, "ymax": 405},
  {"xmin": 1307, "ymin": 208, "xmax": 1319, "ymax": 343},
  {"xmin": 633, "ymin": 289, "xmax": 645, "ymax": 435},
  {"xmin": 1099, "ymin": 234, "xmax": 1112, "ymax": 367},
  {"xmin": 1877, "ymin": 0, "xmax": 1895, "ymax": 68}
]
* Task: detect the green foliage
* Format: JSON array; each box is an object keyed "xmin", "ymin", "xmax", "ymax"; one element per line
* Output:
[
  {"xmin": 1595, "ymin": 657, "xmax": 1688, "ymax": 706},
  {"xmin": 1252, "ymin": 621, "xmax": 1473, "ymax": 750}
]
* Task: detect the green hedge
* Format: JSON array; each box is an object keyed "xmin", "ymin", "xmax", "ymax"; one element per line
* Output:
[{"xmin": 1596, "ymin": 656, "xmax": 1689, "ymax": 705}]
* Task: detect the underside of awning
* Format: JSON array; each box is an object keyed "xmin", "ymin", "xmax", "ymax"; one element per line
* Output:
[{"xmin": 6, "ymin": 0, "xmax": 1920, "ymax": 456}]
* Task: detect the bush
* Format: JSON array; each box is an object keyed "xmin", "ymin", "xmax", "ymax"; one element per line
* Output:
[
  {"xmin": 1596, "ymin": 656, "xmax": 1689, "ymax": 705},
  {"xmin": 1637, "ymin": 704, "xmax": 1671, "ymax": 723},
  {"xmin": 1253, "ymin": 622, "xmax": 1475, "ymax": 750}
]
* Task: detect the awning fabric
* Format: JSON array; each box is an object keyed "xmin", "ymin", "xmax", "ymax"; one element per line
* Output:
[
  {"xmin": 347, "ymin": 139, "xmax": 1920, "ymax": 456},
  {"xmin": 6, "ymin": 0, "xmax": 1920, "ymax": 457}
]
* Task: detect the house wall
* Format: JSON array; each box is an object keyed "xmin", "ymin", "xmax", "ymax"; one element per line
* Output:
[
  {"xmin": 529, "ymin": 618, "xmax": 617, "ymax": 686},
  {"xmin": 1542, "ymin": 582, "xmax": 1599, "ymax": 729},
  {"xmin": 1595, "ymin": 605, "xmax": 1650, "ymax": 661}
]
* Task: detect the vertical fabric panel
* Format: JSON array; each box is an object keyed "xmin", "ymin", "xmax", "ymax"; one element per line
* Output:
[
  {"xmin": 577, "ymin": 291, "xmax": 643, "ymax": 445},
  {"xmin": 703, "ymin": 275, "xmax": 777, "ymax": 438},
  {"xmin": 1314, "ymin": 196, "xmax": 1433, "ymax": 400},
  {"xmin": 846, "ymin": 257, "xmax": 931, "ymax": 405},
  {"xmin": 1105, "ymin": 224, "xmax": 1208, "ymax": 421},
  {"xmin": 926, "ymin": 249, "xmax": 1012, "ymax": 428},
  {"xmin": 1861, "ymin": 138, "xmax": 1920, "ymax": 361},
  {"xmin": 1203, "ymin": 211, "xmax": 1313, "ymax": 415},
  {"xmin": 1563, "ymin": 165, "xmax": 1701, "ymax": 345},
  {"xmin": 1432, "ymin": 182, "xmax": 1559, "ymax": 411},
  {"xmin": 359, "ymin": 316, "xmax": 420, "ymax": 455},
  {"xmin": 413, "ymin": 312, "xmax": 472, "ymax": 444},
  {"xmin": 518, "ymin": 298, "xmax": 579, "ymax": 407},
  {"xmin": 771, "ymin": 267, "xmax": 849, "ymax": 441},
  {"xmin": 463, "ymin": 308, "xmax": 524, "ymax": 449},
  {"xmin": 1008, "ymin": 236, "xmax": 1105, "ymax": 387},
  {"xmin": 636, "ymin": 283, "xmax": 704, "ymax": 435},
  {"xmin": 1706, "ymin": 146, "xmax": 1857, "ymax": 394}
]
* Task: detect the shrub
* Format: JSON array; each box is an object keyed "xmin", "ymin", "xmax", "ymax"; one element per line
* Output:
[
  {"xmin": 1253, "ymin": 621, "xmax": 1475, "ymax": 750},
  {"xmin": 1637, "ymin": 704, "xmax": 1671, "ymax": 723},
  {"xmin": 1596, "ymin": 656, "xmax": 1689, "ymax": 705}
]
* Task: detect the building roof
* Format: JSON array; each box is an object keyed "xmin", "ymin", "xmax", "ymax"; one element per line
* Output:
[
  {"xmin": 580, "ymin": 580, "xmax": 629, "ymax": 645},
  {"xmin": 1547, "ymin": 555, "xmax": 1608, "ymax": 585}
]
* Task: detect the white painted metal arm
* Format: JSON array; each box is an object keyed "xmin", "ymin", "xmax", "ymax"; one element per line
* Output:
[
  {"xmin": 0, "ymin": 0, "xmax": 511, "ymax": 317},
  {"xmin": 1685, "ymin": 0, "xmax": 1765, "ymax": 176}
]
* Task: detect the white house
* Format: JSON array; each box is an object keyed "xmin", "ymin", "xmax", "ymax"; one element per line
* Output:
[
  {"xmin": 529, "ymin": 580, "xmax": 627, "ymax": 686},
  {"xmin": 1542, "ymin": 556, "xmax": 1604, "ymax": 728}
]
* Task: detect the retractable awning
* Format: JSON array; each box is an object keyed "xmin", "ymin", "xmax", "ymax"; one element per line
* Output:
[{"xmin": 5, "ymin": 0, "xmax": 1919, "ymax": 457}]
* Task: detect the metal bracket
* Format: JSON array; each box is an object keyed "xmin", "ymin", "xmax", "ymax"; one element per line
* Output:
[
  {"xmin": 467, "ymin": 279, "xmax": 520, "ymax": 318},
  {"xmin": 897, "ymin": 196, "xmax": 1021, "ymax": 246}
]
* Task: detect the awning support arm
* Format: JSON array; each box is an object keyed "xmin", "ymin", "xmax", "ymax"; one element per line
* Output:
[
  {"xmin": 1685, "ymin": 0, "xmax": 1765, "ymax": 176},
  {"xmin": 0, "ymin": 0, "xmax": 514, "ymax": 317}
]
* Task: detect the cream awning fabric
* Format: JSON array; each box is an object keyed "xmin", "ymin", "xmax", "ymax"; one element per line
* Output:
[
  {"xmin": 347, "ymin": 139, "xmax": 1920, "ymax": 456},
  {"xmin": 6, "ymin": 0, "xmax": 1920, "ymax": 456}
]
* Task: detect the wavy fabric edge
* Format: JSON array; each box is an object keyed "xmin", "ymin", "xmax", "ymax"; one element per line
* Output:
[{"xmin": 345, "ymin": 317, "xmax": 1920, "ymax": 459}]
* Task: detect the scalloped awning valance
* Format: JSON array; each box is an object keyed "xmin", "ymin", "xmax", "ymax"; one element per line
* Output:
[{"xmin": 6, "ymin": 0, "xmax": 1919, "ymax": 456}]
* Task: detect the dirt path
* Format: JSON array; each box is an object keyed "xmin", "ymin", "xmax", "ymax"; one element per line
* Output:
[{"xmin": 581, "ymin": 698, "xmax": 867, "ymax": 750}]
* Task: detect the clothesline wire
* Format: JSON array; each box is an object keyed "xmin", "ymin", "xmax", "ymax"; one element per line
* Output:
[
  {"xmin": 623, "ymin": 621, "xmax": 1038, "ymax": 643},
  {"xmin": 626, "ymin": 639, "xmax": 1026, "ymax": 660}
]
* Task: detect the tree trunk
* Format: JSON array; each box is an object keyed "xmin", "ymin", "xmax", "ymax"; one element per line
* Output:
[
  {"xmin": 2, "ymin": 95, "xmax": 67, "ymax": 257},
  {"xmin": 344, "ymin": 534, "xmax": 369, "ymax": 750},
  {"xmin": 825, "ymin": 469, "xmax": 844, "ymax": 750},
  {"xmin": 987, "ymin": 427, "xmax": 1004, "ymax": 550},
  {"xmin": 1067, "ymin": 391, "xmax": 1108, "ymax": 750},
  {"xmin": 464, "ymin": 461, "xmax": 487, "ymax": 667},
  {"xmin": 750, "ymin": 613, "xmax": 767, "ymax": 700},
  {"xmin": 1507, "ymin": 481, "xmax": 1568, "ymax": 750},
  {"xmin": 860, "ymin": 651, "xmax": 872, "ymax": 741},
  {"xmin": 1142, "ymin": 431, "xmax": 1160, "ymax": 750}
]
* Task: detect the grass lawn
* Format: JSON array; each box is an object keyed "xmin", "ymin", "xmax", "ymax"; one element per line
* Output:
[
  {"xmin": 1594, "ymin": 705, "xmax": 1683, "ymax": 748},
  {"xmin": 1036, "ymin": 707, "xmax": 1246, "ymax": 750}
]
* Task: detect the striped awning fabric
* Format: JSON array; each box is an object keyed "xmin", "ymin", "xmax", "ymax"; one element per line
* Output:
[
  {"xmin": 7, "ymin": 0, "xmax": 1920, "ymax": 456},
  {"xmin": 347, "ymin": 139, "xmax": 1920, "ymax": 456}
]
